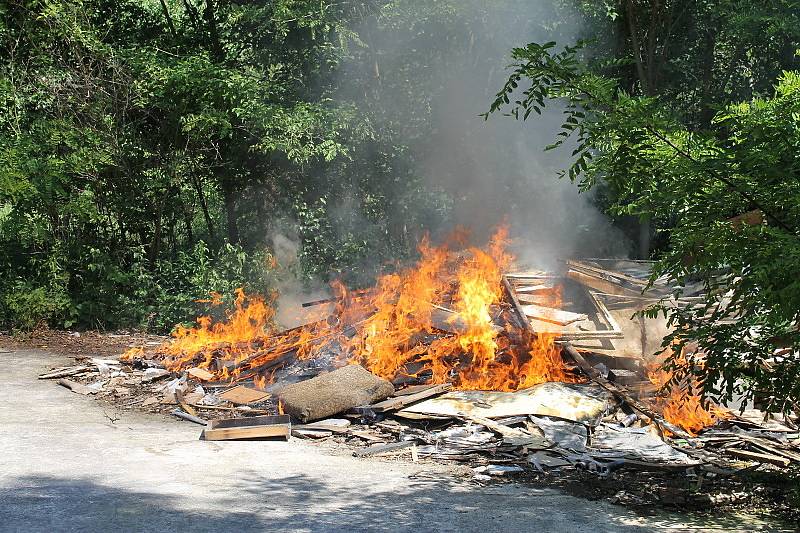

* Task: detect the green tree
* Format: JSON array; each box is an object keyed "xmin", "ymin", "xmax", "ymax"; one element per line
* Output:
[{"xmin": 487, "ymin": 41, "xmax": 800, "ymax": 415}]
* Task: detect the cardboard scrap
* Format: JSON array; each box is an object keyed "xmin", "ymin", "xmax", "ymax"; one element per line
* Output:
[
  {"xmin": 188, "ymin": 367, "xmax": 215, "ymax": 381},
  {"xmin": 219, "ymin": 385, "xmax": 270, "ymax": 405}
]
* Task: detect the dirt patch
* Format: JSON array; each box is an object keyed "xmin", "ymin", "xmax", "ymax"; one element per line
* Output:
[{"xmin": 0, "ymin": 328, "xmax": 168, "ymax": 359}]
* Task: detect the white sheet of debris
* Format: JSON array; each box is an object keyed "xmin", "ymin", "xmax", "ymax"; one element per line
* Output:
[
  {"xmin": 588, "ymin": 423, "xmax": 697, "ymax": 465},
  {"xmin": 397, "ymin": 382, "xmax": 615, "ymax": 424}
]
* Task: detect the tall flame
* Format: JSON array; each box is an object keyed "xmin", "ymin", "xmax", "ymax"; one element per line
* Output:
[{"xmin": 124, "ymin": 226, "xmax": 577, "ymax": 392}]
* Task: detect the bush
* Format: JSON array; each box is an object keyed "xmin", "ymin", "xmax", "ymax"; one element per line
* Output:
[
  {"xmin": 0, "ymin": 240, "xmax": 277, "ymax": 333},
  {"xmin": 2, "ymin": 282, "xmax": 72, "ymax": 331}
]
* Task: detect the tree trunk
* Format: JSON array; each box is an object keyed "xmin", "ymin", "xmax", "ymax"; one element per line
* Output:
[
  {"xmin": 223, "ymin": 183, "xmax": 239, "ymax": 244},
  {"xmin": 149, "ymin": 195, "xmax": 165, "ymax": 263},
  {"xmin": 191, "ymin": 175, "xmax": 215, "ymax": 239}
]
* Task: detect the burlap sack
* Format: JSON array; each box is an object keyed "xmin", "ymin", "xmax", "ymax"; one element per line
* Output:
[{"xmin": 278, "ymin": 364, "xmax": 394, "ymax": 422}]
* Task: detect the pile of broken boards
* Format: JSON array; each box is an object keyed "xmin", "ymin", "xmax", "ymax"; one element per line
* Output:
[
  {"xmin": 41, "ymin": 355, "xmax": 800, "ymax": 478},
  {"xmin": 39, "ymin": 258, "xmax": 800, "ymax": 480},
  {"xmin": 276, "ymin": 364, "xmax": 800, "ymax": 478}
]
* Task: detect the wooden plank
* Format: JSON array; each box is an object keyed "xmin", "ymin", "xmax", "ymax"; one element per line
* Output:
[
  {"xmin": 504, "ymin": 270, "xmax": 553, "ymax": 279},
  {"xmin": 502, "ymin": 275, "xmax": 533, "ymax": 332},
  {"xmin": 587, "ymin": 291, "xmax": 624, "ymax": 337},
  {"xmin": 207, "ymin": 414, "xmax": 290, "ymax": 430},
  {"xmin": 514, "ymin": 284, "xmax": 552, "ymax": 293},
  {"xmin": 293, "ymin": 423, "xmax": 351, "ymax": 434},
  {"xmin": 517, "ymin": 293, "xmax": 551, "ymax": 305},
  {"xmin": 202, "ymin": 425, "xmax": 290, "ymax": 441},
  {"xmin": 364, "ymin": 383, "xmax": 453, "ymax": 413},
  {"xmin": 520, "ymin": 304, "xmax": 588, "ymax": 326},
  {"xmin": 352, "ymin": 440, "xmax": 415, "ymax": 457},
  {"xmin": 394, "ymin": 383, "xmax": 440, "ymax": 396},
  {"xmin": 567, "ymin": 269, "xmax": 640, "ymax": 296},
  {"xmin": 202, "ymin": 414, "xmax": 291, "ymax": 441},
  {"xmin": 725, "ymin": 448, "xmax": 791, "ymax": 467},
  {"xmin": 748, "ymin": 441, "xmax": 800, "ymax": 463},
  {"xmin": 39, "ymin": 366, "xmax": 90, "ymax": 380},
  {"xmin": 219, "ymin": 385, "xmax": 270, "ymax": 405}
]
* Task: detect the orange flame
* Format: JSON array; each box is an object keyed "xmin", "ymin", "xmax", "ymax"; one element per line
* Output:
[
  {"xmin": 647, "ymin": 349, "xmax": 728, "ymax": 435},
  {"xmin": 125, "ymin": 226, "xmax": 577, "ymax": 392}
]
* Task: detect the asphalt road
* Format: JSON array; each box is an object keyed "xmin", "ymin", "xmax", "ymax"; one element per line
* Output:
[{"xmin": 0, "ymin": 350, "xmax": 781, "ymax": 532}]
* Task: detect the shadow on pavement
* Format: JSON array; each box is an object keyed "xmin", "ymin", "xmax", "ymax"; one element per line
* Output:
[{"xmin": 1, "ymin": 472, "xmax": 667, "ymax": 533}]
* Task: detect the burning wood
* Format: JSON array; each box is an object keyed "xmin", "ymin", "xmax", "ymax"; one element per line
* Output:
[
  {"xmin": 88, "ymin": 228, "xmax": 799, "ymax": 475},
  {"xmin": 122, "ymin": 227, "xmax": 578, "ymax": 394}
]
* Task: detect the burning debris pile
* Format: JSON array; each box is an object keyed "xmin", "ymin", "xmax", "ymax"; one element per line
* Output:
[{"xmin": 41, "ymin": 228, "xmax": 800, "ymax": 482}]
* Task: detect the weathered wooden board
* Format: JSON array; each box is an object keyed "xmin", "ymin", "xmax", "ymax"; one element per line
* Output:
[
  {"xmin": 362, "ymin": 383, "xmax": 452, "ymax": 413},
  {"xmin": 202, "ymin": 414, "xmax": 291, "ymax": 441},
  {"xmin": 725, "ymin": 448, "xmax": 790, "ymax": 467},
  {"xmin": 39, "ymin": 366, "xmax": 90, "ymax": 380}
]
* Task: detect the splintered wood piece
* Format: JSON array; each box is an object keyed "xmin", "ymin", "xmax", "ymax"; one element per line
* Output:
[
  {"xmin": 57, "ymin": 378, "xmax": 93, "ymax": 395},
  {"xmin": 219, "ymin": 385, "xmax": 270, "ymax": 405},
  {"xmin": 202, "ymin": 414, "xmax": 291, "ymax": 441},
  {"xmin": 188, "ymin": 367, "xmax": 215, "ymax": 381},
  {"xmin": 175, "ymin": 389, "xmax": 197, "ymax": 417},
  {"xmin": 520, "ymin": 304, "xmax": 588, "ymax": 326},
  {"xmin": 725, "ymin": 448, "xmax": 791, "ymax": 467},
  {"xmin": 362, "ymin": 383, "xmax": 452, "ymax": 413}
]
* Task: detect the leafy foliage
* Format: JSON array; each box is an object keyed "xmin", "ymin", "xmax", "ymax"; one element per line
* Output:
[{"xmin": 0, "ymin": 0, "xmax": 386, "ymax": 330}]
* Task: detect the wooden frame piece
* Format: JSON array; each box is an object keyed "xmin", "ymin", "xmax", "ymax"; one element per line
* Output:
[{"xmin": 503, "ymin": 274, "xmax": 624, "ymax": 341}]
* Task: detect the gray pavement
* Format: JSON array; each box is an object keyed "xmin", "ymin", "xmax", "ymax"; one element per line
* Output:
[{"xmin": 0, "ymin": 350, "xmax": 782, "ymax": 532}]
